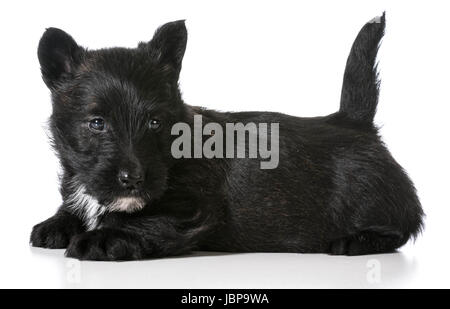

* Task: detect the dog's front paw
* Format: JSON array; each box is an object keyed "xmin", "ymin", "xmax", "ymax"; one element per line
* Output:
[
  {"xmin": 65, "ymin": 229, "xmax": 146, "ymax": 261},
  {"xmin": 30, "ymin": 212, "xmax": 84, "ymax": 249}
]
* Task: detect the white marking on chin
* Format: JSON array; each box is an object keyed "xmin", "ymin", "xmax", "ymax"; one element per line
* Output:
[
  {"xmin": 109, "ymin": 197, "xmax": 145, "ymax": 213},
  {"xmin": 66, "ymin": 184, "xmax": 105, "ymax": 231}
]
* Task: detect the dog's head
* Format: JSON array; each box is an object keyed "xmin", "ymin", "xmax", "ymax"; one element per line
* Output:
[{"xmin": 38, "ymin": 21, "xmax": 187, "ymax": 212}]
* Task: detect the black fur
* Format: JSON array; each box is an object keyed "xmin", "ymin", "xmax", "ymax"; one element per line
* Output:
[{"xmin": 30, "ymin": 13, "xmax": 424, "ymax": 260}]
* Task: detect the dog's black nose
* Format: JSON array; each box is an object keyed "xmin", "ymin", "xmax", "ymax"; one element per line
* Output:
[{"xmin": 118, "ymin": 170, "xmax": 144, "ymax": 189}]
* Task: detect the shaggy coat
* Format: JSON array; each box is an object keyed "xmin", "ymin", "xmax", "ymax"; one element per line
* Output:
[{"xmin": 30, "ymin": 13, "xmax": 424, "ymax": 260}]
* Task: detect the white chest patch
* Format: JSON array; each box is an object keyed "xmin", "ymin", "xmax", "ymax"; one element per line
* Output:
[
  {"xmin": 66, "ymin": 184, "xmax": 106, "ymax": 231},
  {"xmin": 65, "ymin": 183, "xmax": 146, "ymax": 230}
]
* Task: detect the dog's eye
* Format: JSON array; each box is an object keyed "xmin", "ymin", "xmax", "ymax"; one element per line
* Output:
[
  {"xmin": 149, "ymin": 119, "xmax": 161, "ymax": 130},
  {"xmin": 89, "ymin": 118, "xmax": 105, "ymax": 132}
]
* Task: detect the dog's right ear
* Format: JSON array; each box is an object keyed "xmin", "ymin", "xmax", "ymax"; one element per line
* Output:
[{"xmin": 38, "ymin": 28, "xmax": 84, "ymax": 90}]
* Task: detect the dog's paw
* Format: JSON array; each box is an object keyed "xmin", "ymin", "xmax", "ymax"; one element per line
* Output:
[
  {"xmin": 328, "ymin": 231, "xmax": 402, "ymax": 256},
  {"xmin": 65, "ymin": 229, "xmax": 146, "ymax": 261},
  {"xmin": 30, "ymin": 213, "xmax": 84, "ymax": 249}
]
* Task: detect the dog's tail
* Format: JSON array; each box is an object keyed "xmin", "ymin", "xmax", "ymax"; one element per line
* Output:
[{"xmin": 339, "ymin": 12, "xmax": 385, "ymax": 124}]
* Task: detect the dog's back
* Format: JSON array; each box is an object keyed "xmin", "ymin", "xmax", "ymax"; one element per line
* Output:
[{"xmin": 200, "ymin": 13, "xmax": 424, "ymax": 255}]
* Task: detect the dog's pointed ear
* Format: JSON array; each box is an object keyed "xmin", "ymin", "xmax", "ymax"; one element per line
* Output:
[
  {"xmin": 38, "ymin": 28, "xmax": 84, "ymax": 90},
  {"xmin": 147, "ymin": 20, "xmax": 187, "ymax": 79}
]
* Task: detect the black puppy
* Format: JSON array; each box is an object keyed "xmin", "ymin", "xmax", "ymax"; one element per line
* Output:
[{"xmin": 31, "ymin": 13, "xmax": 424, "ymax": 260}]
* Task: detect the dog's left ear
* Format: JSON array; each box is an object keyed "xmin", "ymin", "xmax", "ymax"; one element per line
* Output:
[{"xmin": 147, "ymin": 20, "xmax": 187, "ymax": 79}]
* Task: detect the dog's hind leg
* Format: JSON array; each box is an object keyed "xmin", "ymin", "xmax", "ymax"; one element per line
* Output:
[{"xmin": 328, "ymin": 230, "xmax": 407, "ymax": 256}]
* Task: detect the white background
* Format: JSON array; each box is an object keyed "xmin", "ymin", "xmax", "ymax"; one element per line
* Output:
[{"xmin": 0, "ymin": 0, "xmax": 449, "ymax": 288}]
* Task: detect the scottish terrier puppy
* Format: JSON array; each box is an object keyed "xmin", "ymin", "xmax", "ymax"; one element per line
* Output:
[{"xmin": 31, "ymin": 13, "xmax": 424, "ymax": 260}]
